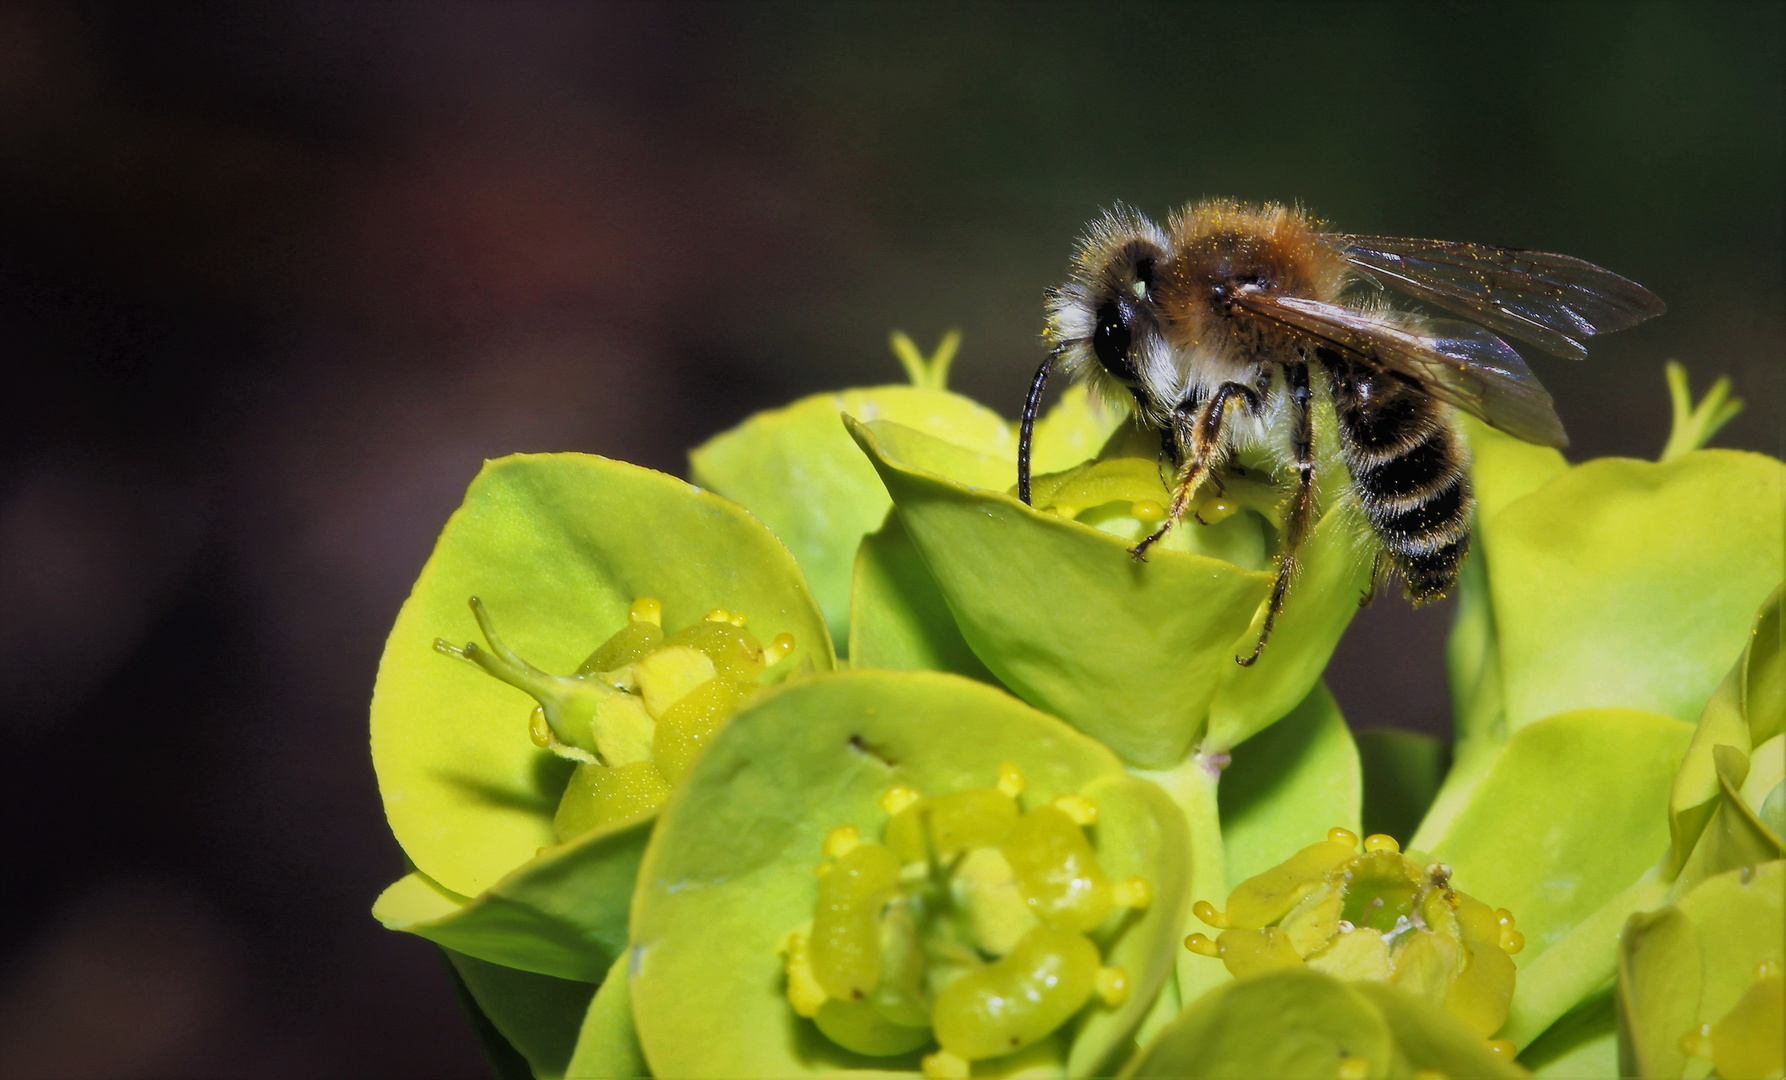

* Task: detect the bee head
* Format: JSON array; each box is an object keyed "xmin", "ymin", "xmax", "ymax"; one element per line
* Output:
[{"xmin": 1044, "ymin": 207, "xmax": 1172, "ymax": 420}]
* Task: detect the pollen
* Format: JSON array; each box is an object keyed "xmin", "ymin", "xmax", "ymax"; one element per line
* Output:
[
  {"xmin": 1052, "ymin": 794, "xmax": 1097, "ymax": 826},
  {"xmin": 1193, "ymin": 900, "xmax": 1232, "ymax": 928},
  {"xmin": 1363, "ymin": 833, "xmax": 1400, "ymax": 854},
  {"xmin": 823, "ymin": 824, "xmax": 861, "ymax": 858},
  {"xmin": 879, "ymin": 785, "xmax": 922, "ymax": 814},
  {"xmin": 1327, "ymin": 827, "xmax": 1360, "ymax": 849},
  {"xmin": 628, "ymin": 596, "xmax": 662, "ymax": 626},
  {"xmin": 996, "ymin": 762, "xmax": 1026, "ymax": 798}
]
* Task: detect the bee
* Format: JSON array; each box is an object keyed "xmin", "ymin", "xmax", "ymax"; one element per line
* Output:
[{"xmin": 1019, "ymin": 199, "xmax": 1664, "ymax": 665}]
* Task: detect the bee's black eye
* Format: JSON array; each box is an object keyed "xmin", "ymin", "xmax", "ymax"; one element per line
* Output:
[{"xmin": 1092, "ymin": 298, "xmax": 1138, "ymax": 381}]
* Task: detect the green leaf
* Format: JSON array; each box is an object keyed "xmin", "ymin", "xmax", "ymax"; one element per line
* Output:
[
  {"xmin": 374, "ymin": 815, "xmax": 649, "ymax": 982},
  {"xmin": 1353, "ymin": 729, "xmax": 1447, "ymax": 845},
  {"xmin": 1421, "ymin": 708, "xmax": 1691, "ymax": 1048},
  {"xmin": 1427, "ymin": 708, "xmax": 1691, "ymax": 967},
  {"xmin": 1457, "ymin": 414, "xmax": 1569, "ymax": 531},
  {"xmin": 1520, "ymin": 988, "xmax": 1616, "ymax": 1079},
  {"xmin": 1203, "ymin": 506, "xmax": 1375, "ymax": 751},
  {"xmin": 1618, "ymin": 862, "xmax": 1785, "ymax": 1080},
  {"xmin": 443, "ymin": 948, "xmax": 537, "ymax": 1080},
  {"xmin": 566, "ymin": 953, "xmax": 648, "ymax": 1079},
  {"xmin": 849, "ymin": 416, "xmax": 1271, "ymax": 767},
  {"xmin": 1218, "ymin": 683, "xmax": 1361, "ymax": 889},
  {"xmin": 1484, "ymin": 450, "xmax": 1786, "ymax": 731},
  {"xmin": 446, "ymin": 949, "xmax": 598, "ymax": 1080},
  {"xmin": 1121, "ymin": 968, "xmax": 1394, "ymax": 1080},
  {"xmin": 1671, "ymin": 861, "xmax": 1785, "ymax": 1050},
  {"xmin": 689, "ymin": 385, "xmax": 1015, "ymax": 654},
  {"xmin": 628, "ymin": 670, "xmax": 1190, "ymax": 1079},
  {"xmin": 1616, "ymin": 907, "xmax": 1701, "ymax": 1080},
  {"xmin": 1669, "ymin": 666, "xmax": 1751, "ymax": 876},
  {"xmin": 1742, "ymin": 585, "xmax": 1785, "ymax": 747},
  {"xmin": 1350, "ymin": 981, "xmax": 1529, "ymax": 1079},
  {"xmin": 1703, "ymin": 743, "xmax": 1786, "ymax": 874},
  {"xmin": 847, "ymin": 511, "xmax": 995, "ymax": 683},
  {"xmin": 371, "ymin": 453, "xmax": 832, "ymax": 900}
]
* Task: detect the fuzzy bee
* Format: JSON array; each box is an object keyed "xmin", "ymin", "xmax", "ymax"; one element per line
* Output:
[{"xmin": 1019, "ymin": 200, "xmax": 1664, "ymax": 664}]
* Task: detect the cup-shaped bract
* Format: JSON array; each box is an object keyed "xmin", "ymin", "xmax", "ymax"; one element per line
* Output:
[
  {"xmin": 847, "ymin": 415, "xmax": 1368, "ymax": 768},
  {"xmin": 1618, "ymin": 861, "xmax": 1784, "ymax": 1080},
  {"xmin": 370, "ymin": 453, "xmax": 832, "ymax": 980},
  {"xmin": 1121, "ymin": 967, "xmax": 1524, "ymax": 1080},
  {"xmin": 1460, "ymin": 414, "xmax": 1786, "ymax": 733},
  {"xmin": 689, "ymin": 334, "xmax": 1117, "ymax": 655},
  {"xmin": 627, "ymin": 670, "xmax": 1191, "ymax": 1079}
]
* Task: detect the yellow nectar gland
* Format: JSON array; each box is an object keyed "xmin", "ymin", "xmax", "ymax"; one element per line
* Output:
[
  {"xmin": 822, "ymin": 824, "xmax": 861, "ymax": 859},
  {"xmin": 1493, "ymin": 909, "xmax": 1525, "ymax": 954},
  {"xmin": 1337, "ymin": 1055, "xmax": 1372, "ymax": 1080},
  {"xmin": 879, "ymin": 785, "xmax": 922, "ymax": 815},
  {"xmin": 1328, "ymin": 827, "xmax": 1360, "ymax": 849},
  {"xmin": 628, "ymin": 596, "xmax": 662, "ymax": 626},
  {"xmin": 1130, "ymin": 499, "xmax": 1166, "ymax": 523},
  {"xmin": 1184, "ymin": 932, "xmax": 1221, "ymax": 958},
  {"xmin": 1052, "ymin": 793, "xmax": 1098, "ymax": 826},
  {"xmin": 1679, "ymin": 1023, "xmax": 1713, "ymax": 1058},
  {"xmin": 922, "ymin": 1051, "xmax": 971, "ymax": 1079},
  {"xmin": 1096, "ymin": 966, "xmax": 1131, "ymax": 1006},
  {"xmin": 1411, "ymin": 1071, "xmax": 1448, "ymax": 1080},
  {"xmin": 1363, "ymin": 833, "xmax": 1400, "ymax": 854},
  {"xmin": 1485, "ymin": 1040, "xmax": 1516, "ymax": 1059},
  {"xmin": 1112, "ymin": 877, "xmax": 1152, "ymax": 909},
  {"xmin": 528, "ymin": 708, "xmax": 553, "ymax": 749},
  {"xmin": 705, "ymin": 607, "xmax": 732, "ymax": 624},
  {"xmin": 997, "ymin": 762, "xmax": 1026, "ymax": 798},
  {"xmin": 1192, "ymin": 900, "xmax": 1232, "ymax": 929},
  {"xmin": 769, "ymin": 632, "xmax": 796, "ymax": 662}
]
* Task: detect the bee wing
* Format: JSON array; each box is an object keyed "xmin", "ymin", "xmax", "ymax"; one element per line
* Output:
[
  {"xmin": 1333, "ymin": 235, "xmax": 1666, "ymax": 361},
  {"xmin": 1234, "ymin": 291, "xmax": 1570, "ymax": 448}
]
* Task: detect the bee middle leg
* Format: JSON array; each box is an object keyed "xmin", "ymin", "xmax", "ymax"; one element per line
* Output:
[
  {"xmin": 1130, "ymin": 382, "xmax": 1254, "ymax": 560},
  {"xmin": 1239, "ymin": 361, "xmax": 1315, "ymax": 666}
]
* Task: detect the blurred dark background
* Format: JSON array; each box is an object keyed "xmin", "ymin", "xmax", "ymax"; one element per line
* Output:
[{"xmin": 0, "ymin": 3, "xmax": 1777, "ymax": 1076}]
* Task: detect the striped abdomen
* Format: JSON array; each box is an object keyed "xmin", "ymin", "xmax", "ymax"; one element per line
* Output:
[{"xmin": 1318, "ymin": 350, "xmax": 1474, "ymax": 603}]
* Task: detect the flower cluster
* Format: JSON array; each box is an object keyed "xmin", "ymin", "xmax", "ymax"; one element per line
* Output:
[{"xmin": 369, "ymin": 337, "xmax": 1783, "ymax": 1080}]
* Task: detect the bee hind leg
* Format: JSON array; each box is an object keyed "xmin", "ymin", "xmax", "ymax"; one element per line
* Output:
[
  {"xmin": 1131, "ymin": 382, "xmax": 1250, "ymax": 561},
  {"xmin": 1238, "ymin": 362, "xmax": 1315, "ymax": 666}
]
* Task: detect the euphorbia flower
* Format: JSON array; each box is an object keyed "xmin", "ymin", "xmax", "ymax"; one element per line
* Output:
[
  {"xmin": 623, "ymin": 670, "xmax": 1191, "ymax": 1079},
  {"xmin": 1182, "ymin": 827, "xmax": 1526, "ymax": 1044},
  {"xmin": 367, "ymin": 453, "xmax": 832, "ymax": 1073}
]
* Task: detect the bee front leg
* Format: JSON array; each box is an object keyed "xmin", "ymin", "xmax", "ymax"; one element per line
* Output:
[
  {"xmin": 1238, "ymin": 362, "xmax": 1315, "ymax": 666},
  {"xmin": 1130, "ymin": 383, "xmax": 1246, "ymax": 561}
]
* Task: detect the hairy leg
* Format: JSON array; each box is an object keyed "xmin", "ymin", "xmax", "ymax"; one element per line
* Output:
[
  {"xmin": 1130, "ymin": 382, "xmax": 1253, "ymax": 560},
  {"xmin": 1239, "ymin": 362, "xmax": 1315, "ymax": 666}
]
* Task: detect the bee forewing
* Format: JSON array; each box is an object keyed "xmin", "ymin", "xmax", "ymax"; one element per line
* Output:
[
  {"xmin": 1235, "ymin": 291, "xmax": 1570, "ymax": 449},
  {"xmin": 1333, "ymin": 235, "xmax": 1666, "ymax": 361}
]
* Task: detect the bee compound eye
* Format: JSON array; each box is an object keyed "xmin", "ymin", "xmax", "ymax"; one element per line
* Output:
[{"xmin": 1092, "ymin": 298, "xmax": 1139, "ymax": 382}]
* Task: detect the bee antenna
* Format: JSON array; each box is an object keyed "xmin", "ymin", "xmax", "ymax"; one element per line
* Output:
[{"xmin": 1018, "ymin": 349, "xmax": 1066, "ymax": 506}]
